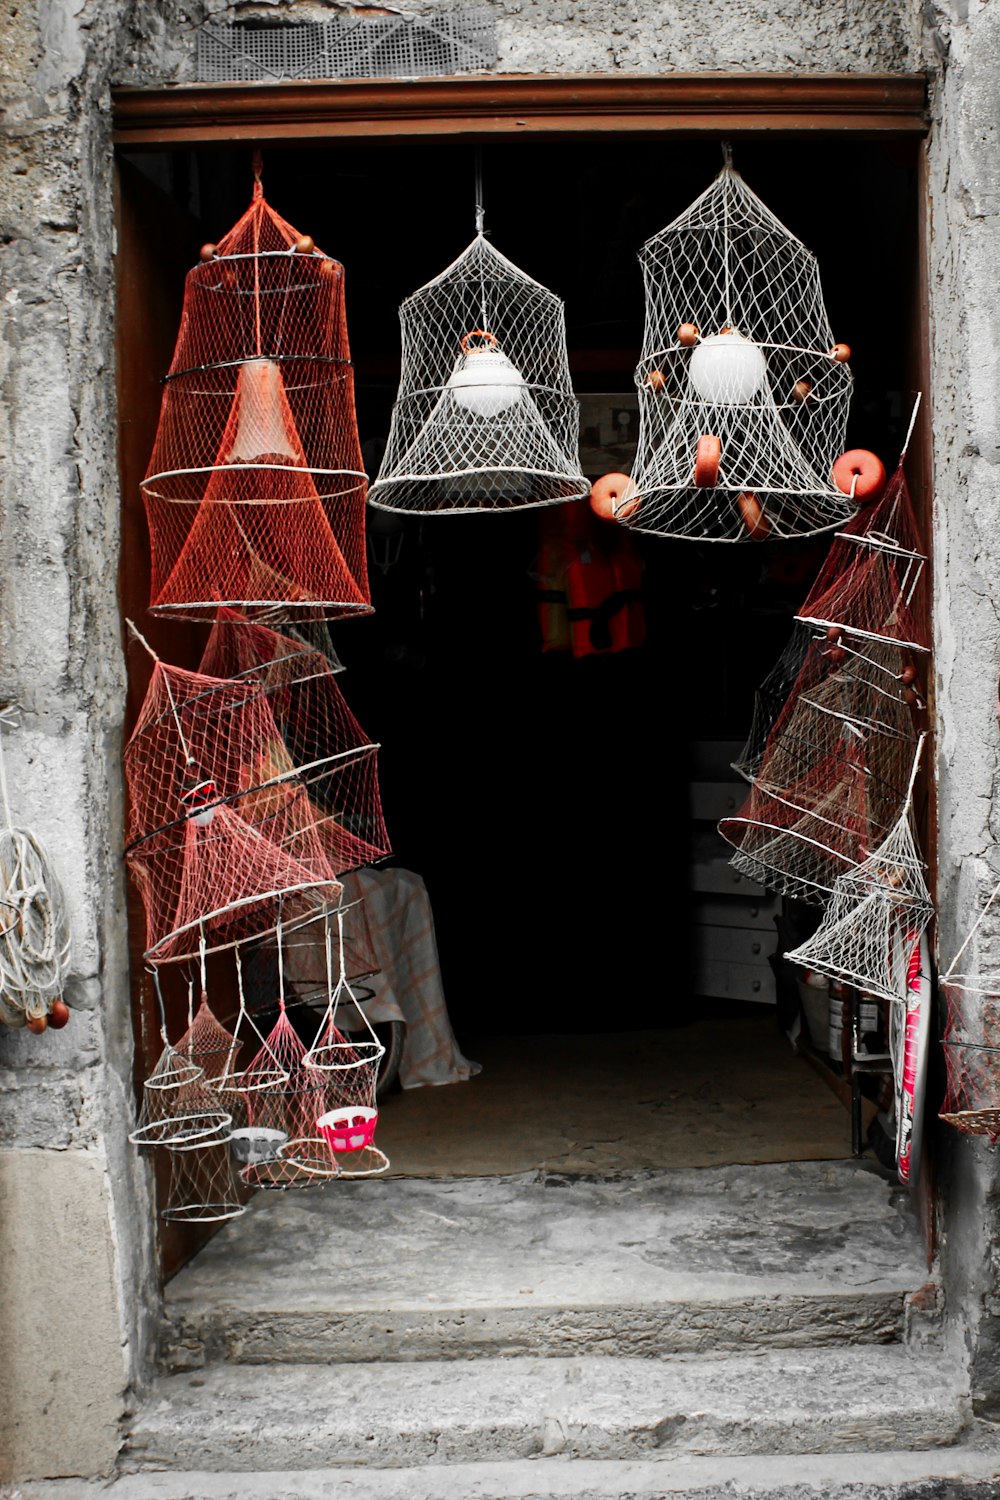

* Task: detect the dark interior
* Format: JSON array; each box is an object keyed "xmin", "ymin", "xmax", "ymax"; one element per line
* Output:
[{"xmin": 120, "ymin": 135, "xmax": 920, "ymax": 1051}]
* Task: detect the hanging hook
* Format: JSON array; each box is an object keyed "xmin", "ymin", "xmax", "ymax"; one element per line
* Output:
[
  {"xmin": 721, "ymin": 139, "xmax": 734, "ymax": 170},
  {"xmin": 252, "ymin": 146, "xmax": 264, "ymax": 199},
  {"xmin": 474, "ymin": 145, "xmax": 485, "ymax": 236}
]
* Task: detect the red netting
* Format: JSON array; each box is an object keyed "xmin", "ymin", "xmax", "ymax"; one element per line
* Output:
[
  {"xmin": 124, "ymin": 659, "xmax": 343, "ymax": 963},
  {"xmin": 199, "ymin": 610, "xmax": 391, "ymax": 875},
  {"xmin": 794, "ymin": 464, "xmax": 929, "ymax": 653},
  {"xmin": 141, "ymin": 181, "xmax": 369, "ymax": 623},
  {"xmin": 719, "ymin": 638, "xmax": 917, "ymax": 902}
]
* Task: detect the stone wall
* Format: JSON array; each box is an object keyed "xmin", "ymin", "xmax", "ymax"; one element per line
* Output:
[
  {"xmin": 10, "ymin": 0, "xmax": 1000, "ymax": 1481},
  {"xmin": 0, "ymin": 0, "xmax": 158, "ymax": 1481},
  {"xmin": 923, "ymin": 0, "xmax": 1000, "ymax": 1423}
]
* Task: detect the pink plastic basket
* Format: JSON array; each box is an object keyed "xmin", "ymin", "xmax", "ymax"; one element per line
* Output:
[{"xmin": 316, "ymin": 1106, "xmax": 378, "ymax": 1153}]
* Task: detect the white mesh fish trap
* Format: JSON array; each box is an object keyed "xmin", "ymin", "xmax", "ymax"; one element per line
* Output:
[
  {"xmin": 615, "ymin": 157, "xmax": 857, "ymax": 542},
  {"xmin": 784, "ymin": 741, "xmax": 933, "ymax": 1004},
  {"xmin": 731, "ymin": 621, "xmax": 812, "ymax": 783},
  {"xmin": 368, "ymin": 234, "xmax": 590, "ymax": 515},
  {"xmin": 719, "ymin": 639, "xmax": 918, "ymax": 904}
]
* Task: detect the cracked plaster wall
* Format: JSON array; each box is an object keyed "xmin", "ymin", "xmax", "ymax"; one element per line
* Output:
[
  {"xmin": 923, "ymin": 0, "xmax": 1000, "ymax": 1424},
  {"xmin": 0, "ymin": 0, "xmax": 158, "ymax": 1482},
  {"xmin": 4, "ymin": 0, "xmax": 1000, "ymax": 1481}
]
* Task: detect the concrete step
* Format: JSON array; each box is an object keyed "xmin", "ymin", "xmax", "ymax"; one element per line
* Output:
[
  {"xmin": 24, "ymin": 1445, "xmax": 1000, "ymax": 1500},
  {"xmin": 122, "ymin": 1345, "xmax": 969, "ymax": 1472},
  {"xmin": 160, "ymin": 1162, "xmax": 932, "ymax": 1369}
]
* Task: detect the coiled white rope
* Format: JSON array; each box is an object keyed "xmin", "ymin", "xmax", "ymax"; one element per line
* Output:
[{"xmin": 0, "ymin": 716, "xmax": 72, "ymax": 1026}]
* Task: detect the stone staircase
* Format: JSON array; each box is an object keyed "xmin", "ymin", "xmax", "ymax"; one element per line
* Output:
[{"xmin": 108, "ymin": 1161, "xmax": 1000, "ymax": 1498}]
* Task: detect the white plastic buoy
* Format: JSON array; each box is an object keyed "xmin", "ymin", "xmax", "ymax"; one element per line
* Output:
[{"xmin": 689, "ymin": 329, "xmax": 767, "ymax": 404}]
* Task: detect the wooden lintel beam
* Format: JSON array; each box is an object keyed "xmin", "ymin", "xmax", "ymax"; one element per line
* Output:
[{"xmin": 112, "ymin": 73, "xmax": 929, "ymax": 148}]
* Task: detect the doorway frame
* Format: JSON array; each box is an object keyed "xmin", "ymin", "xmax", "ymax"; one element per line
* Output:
[{"xmin": 112, "ymin": 70, "xmax": 935, "ymax": 1273}]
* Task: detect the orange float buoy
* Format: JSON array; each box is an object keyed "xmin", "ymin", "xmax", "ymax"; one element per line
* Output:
[
  {"xmin": 295, "ymin": 234, "xmax": 315, "ymax": 255},
  {"xmin": 48, "ymin": 1000, "xmax": 70, "ymax": 1030},
  {"xmin": 645, "ymin": 369, "xmax": 667, "ymax": 393},
  {"xmin": 832, "ymin": 448, "xmax": 886, "ymax": 505},
  {"xmin": 199, "ymin": 243, "xmax": 217, "ymax": 262},
  {"xmin": 735, "ymin": 491, "xmax": 770, "ymax": 540},
  {"xmin": 26, "ymin": 1014, "xmax": 48, "ymax": 1034},
  {"xmin": 792, "ymin": 379, "xmax": 813, "ymax": 403},
  {"xmin": 677, "ymin": 323, "xmax": 699, "ymax": 347},
  {"xmin": 829, "ymin": 343, "xmax": 851, "ymax": 363},
  {"xmin": 901, "ymin": 664, "xmax": 918, "ymax": 685},
  {"xmin": 589, "ymin": 472, "xmax": 640, "ymax": 522},
  {"xmin": 693, "ymin": 435, "xmax": 721, "ymax": 488}
]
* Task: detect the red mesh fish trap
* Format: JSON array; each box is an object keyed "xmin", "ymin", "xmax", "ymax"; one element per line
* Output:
[
  {"xmin": 141, "ymin": 174, "xmax": 370, "ymax": 623},
  {"xmin": 124, "ymin": 655, "xmax": 344, "ymax": 963},
  {"xmin": 199, "ymin": 610, "xmax": 391, "ymax": 875},
  {"xmin": 795, "ymin": 464, "xmax": 929, "ymax": 654},
  {"xmin": 719, "ymin": 637, "xmax": 918, "ymax": 902}
]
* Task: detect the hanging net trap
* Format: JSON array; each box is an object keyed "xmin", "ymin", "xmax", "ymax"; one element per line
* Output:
[
  {"xmin": 368, "ymin": 168, "xmax": 589, "ymax": 515},
  {"xmin": 199, "ymin": 610, "xmax": 391, "ymax": 877},
  {"xmin": 608, "ymin": 149, "xmax": 865, "ymax": 542},
  {"xmin": 140, "ymin": 161, "xmax": 370, "ymax": 622},
  {"xmin": 124, "ymin": 627, "xmax": 345, "ymax": 964}
]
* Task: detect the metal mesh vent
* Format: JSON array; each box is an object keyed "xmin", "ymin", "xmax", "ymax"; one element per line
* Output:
[{"xmin": 196, "ymin": 10, "xmax": 498, "ymax": 82}]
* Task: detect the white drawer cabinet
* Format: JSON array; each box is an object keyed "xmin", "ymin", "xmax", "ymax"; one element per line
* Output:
[{"xmin": 689, "ymin": 741, "xmax": 781, "ymax": 1007}]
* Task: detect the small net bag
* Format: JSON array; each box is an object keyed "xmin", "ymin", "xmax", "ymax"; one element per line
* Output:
[
  {"xmin": 795, "ymin": 462, "xmax": 930, "ymax": 654},
  {"xmin": 129, "ymin": 1038, "xmax": 232, "ymax": 1149},
  {"xmin": 141, "ymin": 166, "xmax": 369, "ymax": 622},
  {"xmin": 124, "ymin": 645, "xmax": 344, "ymax": 964},
  {"xmin": 614, "ymin": 152, "xmax": 857, "ymax": 542},
  {"xmin": 161, "ymin": 1138, "xmax": 247, "ymax": 1224},
  {"xmin": 720, "ymin": 639, "xmax": 918, "ymax": 903},
  {"xmin": 305, "ymin": 914, "xmax": 388, "ymax": 1178},
  {"xmin": 784, "ymin": 739, "xmax": 934, "ymax": 1003},
  {"xmin": 199, "ymin": 610, "xmax": 391, "ymax": 875},
  {"xmin": 368, "ymin": 216, "xmax": 590, "ymax": 514},
  {"xmin": 239, "ymin": 931, "xmax": 341, "ymax": 1188}
]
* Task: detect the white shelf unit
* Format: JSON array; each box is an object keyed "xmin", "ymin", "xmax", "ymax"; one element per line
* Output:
[{"xmin": 689, "ymin": 739, "xmax": 780, "ymax": 1006}]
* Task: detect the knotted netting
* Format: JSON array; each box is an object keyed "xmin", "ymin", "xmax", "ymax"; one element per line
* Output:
[
  {"xmin": 238, "ymin": 931, "xmax": 341, "ymax": 1188},
  {"xmin": 199, "ymin": 610, "xmax": 391, "ymax": 876},
  {"xmin": 784, "ymin": 738, "xmax": 934, "ymax": 1003},
  {"xmin": 161, "ymin": 1138, "xmax": 247, "ymax": 1224},
  {"xmin": 612, "ymin": 153, "xmax": 857, "ymax": 542},
  {"xmin": 305, "ymin": 912, "xmax": 388, "ymax": 1178},
  {"xmin": 129, "ymin": 1039, "xmax": 233, "ymax": 1149},
  {"xmin": 368, "ymin": 226, "xmax": 590, "ymax": 514},
  {"xmin": 141, "ymin": 166, "xmax": 369, "ymax": 622},
  {"xmin": 124, "ymin": 639, "xmax": 344, "ymax": 964},
  {"xmin": 795, "ymin": 462, "xmax": 930, "ymax": 654},
  {"xmin": 731, "ymin": 620, "xmax": 812, "ymax": 783},
  {"xmin": 719, "ymin": 638, "xmax": 918, "ymax": 903}
]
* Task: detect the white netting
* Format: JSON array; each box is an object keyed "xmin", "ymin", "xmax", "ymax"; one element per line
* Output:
[
  {"xmin": 731, "ymin": 620, "xmax": 813, "ymax": 783},
  {"xmin": 784, "ymin": 740, "xmax": 933, "ymax": 1003},
  {"xmin": 161, "ymin": 1138, "xmax": 247, "ymax": 1224},
  {"xmin": 719, "ymin": 639, "xmax": 918, "ymax": 904},
  {"xmin": 612, "ymin": 155, "xmax": 857, "ymax": 542},
  {"xmin": 368, "ymin": 232, "xmax": 590, "ymax": 514},
  {"xmin": 937, "ymin": 876, "xmax": 1000, "ymax": 1137}
]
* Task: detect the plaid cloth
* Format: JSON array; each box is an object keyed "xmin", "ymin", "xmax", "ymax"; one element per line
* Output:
[{"xmin": 339, "ymin": 866, "xmax": 481, "ymax": 1090}]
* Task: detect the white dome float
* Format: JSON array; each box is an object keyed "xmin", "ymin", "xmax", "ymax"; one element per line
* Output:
[
  {"xmin": 368, "ymin": 200, "xmax": 590, "ymax": 515},
  {"xmin": 596, "ymin": 147, "xmax": 879, "ymax": 542}
]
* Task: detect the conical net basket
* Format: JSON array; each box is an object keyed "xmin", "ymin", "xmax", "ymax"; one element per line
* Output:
[
  {"xmin": 368, "ymin": 234, "xmax": 590, "ymax": 515},
  {"xmin": 615, "ymin": 161, "xmax": 857, "ymax": 542},
  {"xmin": 141, "ymin": 178, "xmax": 369, "ymax": 622}
]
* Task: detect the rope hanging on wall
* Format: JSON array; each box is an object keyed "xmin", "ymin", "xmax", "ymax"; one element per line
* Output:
[
  {"xmin": 0, "ymin": 709, "xmax": 73, "ymax": 1032},
  {"xmin": 368, "ymin": 156, "xmax": 590, "ymax": 515},
  {"xmin": 606, "ymin": 147, "xmax": 863, "ymax": 542},
  {"xmin": 141, "ymin": 160, "xmax": 370, "ymax": 622}
]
